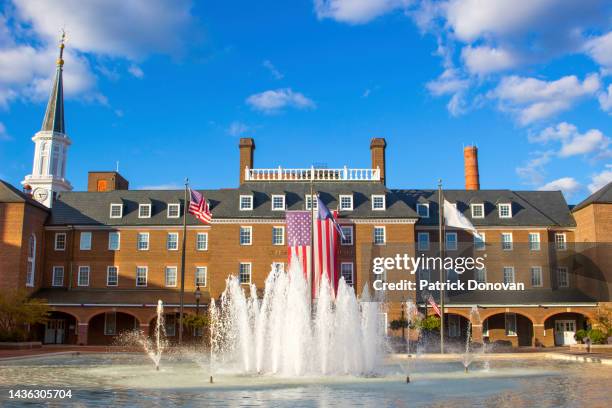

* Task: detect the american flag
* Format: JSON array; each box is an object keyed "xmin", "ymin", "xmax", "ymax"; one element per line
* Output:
[
  {"xmin": 428, "ymin": 295, "xmax": 441, "ymax": 317},
  {"xmin": 188, "ymin": 188, "xmax": 212, "ymax": 224}
]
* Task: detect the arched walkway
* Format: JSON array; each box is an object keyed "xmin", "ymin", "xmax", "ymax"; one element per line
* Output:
[
  {"xmin": 87, "ymin": 312, "xmax": 140, "ymax": 345},
  {"xmin": 482, "ymin": 312, "xmax": 534, "ymax": 347},
  {"xmin": 543, "ymin": 312, "xmax": 591, "ymax": 346},
  {"xmin": 36, "ymin": 311, "xmax": 79, "ymax": 345}
]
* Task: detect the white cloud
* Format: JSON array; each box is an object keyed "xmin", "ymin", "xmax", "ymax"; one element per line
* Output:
[
  {"xmin": 263, "ymin": 60, "xmax": 283, "ymax": 80},
  {"xmin": 491, "ymin": 74, "xmax": 600, "ymax": 124},
  {"xmin": 516, "ymin": 150, "xmax": 554, "ymax": 185},
  {"xmin": 598, "ymin": 84, "xmax": 612, "ymax": 113},
  {"xmin": 314, "ymin": 0, "xmax": 410, "ymax": 24},
  {"xmin": 538, "ymin": 177, "xmax": 581, "ymax": 197},
  {"xmin": 0, "ymin": 122, "xmax": 10, "ymax": 141},
  {"xmin": 128, "ymin": 64, "xmax": 144, "ymax": 79},
  {"xmin": 584, "ymin": 31, "xmax": 612, "ymax": 71},
  {"xmin": 227, "ymin": 121, "xmax": 249, "ymax": 137},
  {"xmin": 246, "ymin": 88, "xmax": 316, "ymax": 113},
  {"xmin": 461, "ymin": 45, "xmax": 519, "ymax": 75},
  {"xmin": 529, "ymin": 122, "xmax": 610, "ymax": 158},
  {"xmin": 588, "ymin": 165, "xmax": 612, "ymax": 192}
]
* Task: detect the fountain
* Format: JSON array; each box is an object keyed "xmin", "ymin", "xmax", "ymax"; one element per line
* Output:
[
  {"xmin": 141, "ymin": 300, "xmax": 166, "ymax": 371},
  {"xmin": 461, "ymin": 306, "xmax": 481, "ymax": 373}
]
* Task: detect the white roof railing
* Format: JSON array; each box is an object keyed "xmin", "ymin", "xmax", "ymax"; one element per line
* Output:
[{"xmin": 244, "ymin": 166, "xmax": 381, "ymax": 182}]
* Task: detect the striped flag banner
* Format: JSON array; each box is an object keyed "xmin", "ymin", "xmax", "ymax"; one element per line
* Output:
[
  {"xmin": 188, "ymin": 188, "xmax": 212, "ymax": 224},
  {"xmin": 428, "ymin": 295, "xmax": 441, "ymax": 317}
]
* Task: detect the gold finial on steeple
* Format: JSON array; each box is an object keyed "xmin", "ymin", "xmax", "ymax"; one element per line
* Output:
[{"xmin": 57, "ymin": 29, "xmax": 66, "ymax": 67}]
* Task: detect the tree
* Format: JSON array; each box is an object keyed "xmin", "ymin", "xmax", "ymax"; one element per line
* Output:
[
  {"xmin": 182, "ymin": 314, "xmax": 209, "ymax": 330},
  {"xmin": 418, "ymin": 315, "xmax": 441, "ymax": 332},
  {"xmin": 389, "ymin": 318, "xmax": 409, "ymax": 331},
  {"xmin": 0, "ymin": 291, "xmax": 49, "ymax": 341},
  {"xmin": 593, "ymin": 305, "xmax": 611, "ymax": 335}
]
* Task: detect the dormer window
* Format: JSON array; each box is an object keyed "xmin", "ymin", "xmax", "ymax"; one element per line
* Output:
[
  {"xmin": 240, "ymin": 195, "xmax": 253, "ymax": 211},
  {"xmin": 110, "ymin": 204, "xmax": 123, "ymax": 218},
  {"xmin": 498, "ymin": 203, "xmax": 512, "ymax": 218},
  {"xmin": 138, "ymin": 204, "xmax": 152, "ymax": 218},
  {"xmin": 416, "ymin": 203, "xmax": 429, "ymax": 218},
  {"xmin": 339, "ymin": 194, "xmax": 353, "ymax": 211},
  {"xmin": 271, "ymin": 194, "xmax": 285, "ymax": 211},
  {"xmin": 167, "ymin": 204, "xmax": 180, "ymax": 218},
  {"xmin": 305, "ymin": 195, "xmax": 319, "ymax": 211},
  {"xmin": 471, "ymin": 203, "xmax": 484, "ymax": 218},
  {"xmin": 371, "ymin": 195, "xmax": 386, "ymax": 211}
]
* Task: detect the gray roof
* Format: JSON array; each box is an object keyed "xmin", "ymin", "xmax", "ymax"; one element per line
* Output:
[
  {"xmin": 573, "ymin": 182, "xmax": 612, "ymax": 212},
  {"xmin": 0, "ymin": 180, "xmax": 49, "ymax": 211}
]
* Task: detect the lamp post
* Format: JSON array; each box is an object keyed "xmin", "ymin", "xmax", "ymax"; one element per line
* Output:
[{"xmin": 195, "ymin": 285, "xmax": 201, "ymax": 316}]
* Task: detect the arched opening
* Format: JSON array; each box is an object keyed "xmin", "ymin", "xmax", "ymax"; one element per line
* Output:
[
  {"xmin": 88, "ymin": 312, "xmax": 140, "ymax": 345},
  {"xmin": 544, "ymin": 312, "xmax": 591, "ymax": 346},
  {"xmin": 149, "ymin": 313, "xmax": 179, "ymax": 341},
  {"xmin": 34, "ymin": 311, "xmax": 78, "ymax": 344},
  {"xmin": 443, "ymin": 313, "xmax": 471, "ymax": 350},
  {"xmin": 26, "ymin": 234, "xmax": 36, "ymax": 287},
  {"xmin": 482, "ymin": 312, "xmax": 534, "ymax": 347}
]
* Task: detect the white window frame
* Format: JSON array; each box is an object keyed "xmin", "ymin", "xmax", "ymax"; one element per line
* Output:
[
  {"xmin": 528, "ymin": 232, "xmax": 541, "ymax": 251},
  {"xmin": 558, "ymin": 266, "xmax": 569, "ymax": 288},
  {"xmin": 196, "ymin": 232, "xmax": 208, "ymax": 251},
  {"xmin": 167, "ymin": 203, "xmax": 180, "ymax": 218},
  {"xmin": 445, "ymin": 232, "xmax": 458, "ymax": 251},
  {"xmin": 166, "ymin": 232, "xmax": 179, "ymax": 251},
  {"xmin": 239, "ymin": 262, "xmax": 252, "ymax": 284},
  {"xmin": 108, "ymin": 231, "xmax": 120, "ymax": 250},
  {"xmin": 107, "ymin": 266, "xmax": 119, "ymax": 287},
  {"xmin": 52, "ymin": 266, "xmax": 64, "ymax": 287},
  {"xmin": 373, "ymin": 226, "xmax": 386, "ymax": 245},
  {"xmin": 109, "ymin": 203, "xmax": 123, "ymax": 218},
  {"xmin": 531, "ymin": 266, "xmax": 542, "ymax": 287},
  {"xmin": 136, "ymin": 266, "xmax": 148, "ymax": 287},
  {"xmin": 471, "ymin": 203, "xmax": 484, "ymax": 219},
  {"xmin": 505, "ymin": 312, "xmax": 517, "ymax": 336},
  {"xmin": 417, "ymin": 232, "xmax": 430, "ymax": 251},
  {"xmin": 77, "ymin": 266, "xmax": 90, "ymax": 287},
  {"xmin": 501, "ymin": 232, "xmax": 513, "ymax": 251},
  {"xmin": 474, "ymin": 232, "xmax": 486, "ymax": 250},
  {"xmin": 416, "ymin": 203, "xmax": 429, "ymax": 218},
  {"xmin": 239, "ymin": 195, "xmax": 253, "ymax": 211},
  {"xmin": 195, "ymin": 266, "xmax": 207, "ymax": 287},
  {"xmin": 240, "ymin": 226, "xmax": 252, "ymax": 246},
  {"xmin": 104, "ymin": 312, "xmax": 117, "ymax": 336},
  {"xmin": 54, "ymin": 232, "xmax": 66, "ymax": 251},
  {"xmin": 503, "ymin": 266, "xmax": 515, "ymax": 284},
  {"xmin": 137, "ymin": 232, "xmax": 150, "ymax": 251},
  {"xmin": 80, "ymin": 231, "xmax": 92, "ymax": 251},
  {"xmin": 340, "ymin": 262, "xmax": 354, "ymax": 286},
  {"xmin": 371, "ymin": 195, "xmax": 386, "ymax": 211},
  {"xmin": 555, "ymin": 233, "xmax": 567, "ymax": 251},
  {"xmin": 26, "ymin": 234, "xmax": 36, "ymax": 287},
  {"xmin": 475, "ymin": 267, "xmax": 487, "ymax": 283},
  {"xmin": 165, "ymin": 266, "xmax": 178, "ymax": 287},
  {"xmin": 271, "ymin": 194, "xmax": 286, "ymax": 211},
  {"xmin": 305, "ymin": 194, "xmax": 319, "ymax": 211},
  {"xmin": 138, "ymin": 203, "xmax": 152, "ymax": 218},
  {"xmin": 272, "ymin": 226, "xmax": 285, "ymax": 245},
  {"xmin": 339, "ymin": 194, "xmax": 353, "ymax": 211},
  {"xmin": 340, "ymin": 226, "xmax": 354, "ymax": 245},
  {"xmin": 498, "ymin": 203, "xmax": 512, "ymax": 218}
]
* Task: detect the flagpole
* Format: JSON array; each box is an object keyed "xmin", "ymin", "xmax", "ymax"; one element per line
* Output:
[
  {"xmin": 438, "ymin": 179, "xmax": 445, "ymax": 354},
  {"xmin": 178, "ymin": 177, "xmax": 188, "ymax": 345},
  {"xmin": 309, "ymin": 167, "xmax": 315, "ymax": 313}
]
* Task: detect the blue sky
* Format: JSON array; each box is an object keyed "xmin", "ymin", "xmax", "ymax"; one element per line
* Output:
[{"xmin": 0, "ymin": 0, "xmax": 610, "ymax": 204}]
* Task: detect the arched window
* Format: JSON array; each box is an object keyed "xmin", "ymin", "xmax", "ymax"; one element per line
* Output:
[
  {"xmin": 26, "ymin": 234, "xmax": 36, "ymax": 287},
  {"xmin": 38, "ymin": 142, "xmax": 49, "ymax": 175},
  {"xmin": 51, "ymin": 144, "xmax": 60, "ymax": 176}
]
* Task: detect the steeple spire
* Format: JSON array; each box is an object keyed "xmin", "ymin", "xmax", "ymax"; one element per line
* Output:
[{"xmin": 41, "ymin": 30, "xmax": 66, "ymax": 134}]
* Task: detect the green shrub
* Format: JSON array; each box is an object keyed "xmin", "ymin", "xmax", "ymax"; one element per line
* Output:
[
  {"xmin": 419, "ymin": 315, "xmax": 441, "ymax": 332},
  {"xmin": 389, "ymin": 318, "xmax": 409, "ymax": 331},
  {"xmin": 588, "ymin": 329, "xmax": 606, "ymax": 344},
  {"xmin": 574, "ymin": 329, "xmax": 588, "ymax": 343}
]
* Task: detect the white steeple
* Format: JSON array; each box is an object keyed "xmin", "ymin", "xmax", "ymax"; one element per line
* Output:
[{"xmin": 22, "ymin": 30, "xmax": 72, "ymax": 207}]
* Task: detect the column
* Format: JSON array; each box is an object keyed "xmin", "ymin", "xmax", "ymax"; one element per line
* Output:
[
  {"xmin": 533, "ymin": 323, "xmax": 547, "ymax": 347},
  {"xmin": 471, "ymin": 324, "xmax": 483, "ymax": 344},
  {"xmin": 77, "ymin": 322, "xmax": 88, "ymax": 345},
  {"xmin": 139, "ymin": 323, "xmax": 150, "ymax": 335}
]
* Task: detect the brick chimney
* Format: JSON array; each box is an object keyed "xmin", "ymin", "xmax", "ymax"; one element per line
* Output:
[
  {"xmin": 88, "ymin": 172, "xmax": 129, "ymax": 192},
  {"xmin": 370, "ymin": 138, "xmax": 387, "ymax": 185},
  {"xmin": 464, "ymin": 146, "xmax": 480, "ymax": 190},
  {"xmin": 239, "ymin": 138, "xmax": 255, "ymax": 184}
]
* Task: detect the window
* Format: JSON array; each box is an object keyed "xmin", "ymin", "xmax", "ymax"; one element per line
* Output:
[
  {"xmin": 107, "ymin": 266, "xmax": 118, "ymax": 286},
  {"xmin": 475, "ymin": 267, "xmax": 486, "ymax": 283},
  {"xmin": 558, "ymin": 267, "xmax": 569, "ymax": 288},
  {"xmin": 52, "ymin": 266, "xmax": 64, "ymax": 287},
  {"xmin": 165, "ymin": 314, "xmax": 176, "ymax": 337},
  {"xmin": 498, "ymin": 203, "xmax": 512, "ymax": 218},
  {"xmin": 110, "ymin": 204, "xmax": 123, "ymax": 218},
  {"xmin": 445, "ymin": 232, "xmax": 458, "ymax": 251},
  {"xmin": 272, "ymin": 226, "xmax": 285, "ymax": 245},
  {"xmin": 167, "ymin": 204, "xmax": 180, "ymax": 218},
  {"xmin": 448, "ymin": 314, "xmax": 461, "ymax": 337},
  {"xmin": 240, "ymin": 195, "xmax": 253, "ymax": 211},
  {"xmin": 196, "ymin": 232, "xmax": 208, "ymax": 251},
  {"xmin": 471, "ymin": 203, "xmax": 484, "ymax": 218},
  {"xmin": 108, "ymin": 232, "xmax": 120, "ymax": 250},
  {"xmin": 528, "ymin": 232, "xmax": 540, "ymax": 251},
  {"xmin": 137, "ymin": 233, "xmax": 149, "ymax": 250},
  {"xmin": 555, "ymin": 233, "xmax": 567, "ymax": 250},
  {"xmin": 240, "ymin": 226, "xmax": 252, "ymax": 245},
  {"xmin": 78, "ymin": 266, "xmax": 90, "ymax": 286},
  {"xmin": 26, "ymin": 234, "xmax": 36, "ymax": 287},
  {"xmin": 195, "ymin": 267, "xmax": 207, "ymax": 287},
  {"xmin": 501, "ymin": 233, "xmax": 513, "ymax": 250},
  {"xmin": 305, "ymin": 194, "xmax": 318, "ymax": 211},
  {"xmin": 419, "ymin": 268, "xmax": 431, "ymax": 282},
  {"xmin": 474, "ymin": 232, "xmax": 486, "ymax": 250},
  {"xmin": 104, "ymin": 312, "xmax": 117, "ymax": 336},
  {"xmin": 165, "ymin": 266, "xmax": 177, "ymax": 287},
  {"xmin": 371, "ymin": 195, "xmax": 386, "ymax": 210},
  {"xmin": 339, "ymin": 194, "xmax": 353, "ymax": 211},
  {"xmin": 54, "ymin": 233, "xmax": 66, "ymax": 251},
  {"xmin": 80, "ymin": 232, "xmax": 92, "ymax": 250},
  {"xmin": 416, "ymin": 203, "xmax": 429, "ymax": 218},
  {"xmin": 341, "ymin": 263, "xmax": 354, "ymax": 286},
  {"xmin": 531, "ymin": 266, "xmax": 542, "ymax": 287},
  {"xmin": 138, "ymin": 204, "xmax": 151, "ymax": 218},
  {"xmin": 503, "ymin": 266, "xmax": 515, "ymax": 284},
  {"xmin": 505, "ymin": 313, "xmax": 517, "ymax": 336},
  {"xmin": 483, "ymin": 319, "xmax": 489, "ymax": 337},
  {"xmin": 340, "ymin": 226, "xmax": 354, "ymax": 245},
  {"xmin": 272, "ymin": 262, "xmax": 285, "ymax": 272},
  {"xmin": 417, "ymin": 232, "xmax": 430, "ymax": 251},
  {"xmin": 239, "ymin": 263, "xmax": 252, "ymax": 284},
  {"xmin": 271, "ymin": 195, "xmax": 285, "ymax": 211},
  {"xmin": 373, "ymin": 226, "xmax": 386, "ymax": 245},
  {"xmin": 136, "ymin": 266, "xmax": 148, "ymax": 287},
  {"xmin": 167, "ymin": 232, "xmax": 179, "ymax": 250},
  {"xmin": 97, "ymin": 179, "xmax": 108, "ymax": 192}
]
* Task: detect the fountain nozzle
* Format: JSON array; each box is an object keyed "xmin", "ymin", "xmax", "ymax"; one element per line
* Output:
[
  {"xmin": 464, "ymin": 366, "xmax": 469, "ymax": 373},
  {"xmin": 210, "ymin": 376, "xmax": 214, "ymax": 383},
  {"xmin": 406, "ymin": 376, "xmax": 410, "ymax": 383},
  {"xmin": 156, "ymin": 365, "xmax": 160, "ymax": 371}
]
